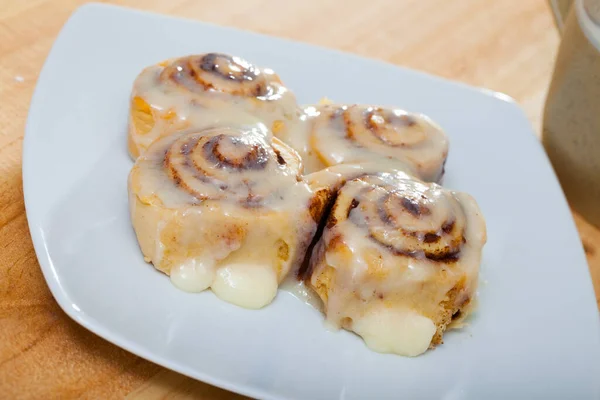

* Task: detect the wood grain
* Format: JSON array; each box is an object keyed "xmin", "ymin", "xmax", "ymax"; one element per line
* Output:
[{"xmin": 0, "ymin": 0, "xmax": 597, "ymax": 398}]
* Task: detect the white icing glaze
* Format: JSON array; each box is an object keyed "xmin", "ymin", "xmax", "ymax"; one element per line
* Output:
[
  {"xmin": 212, "ymin": 263, "xmax": 278, "ymax": 309},
  {"xmin": 351, "ymin": 307, "xmax": 436, "ymax": 357},
  {"xmin": 280, "ymin": 278, "xmax": 323, "ymax": 311},
  {"xmin": 170, "ymin": 258, "xmax": 215, "ymax": 293},
  {"xmin": 274, "ymin": 107, "xmax": 326, "ymax": 174},
  {"xmin": 305, "ymin": 161, "xmax": 418, "ymax": 193}
]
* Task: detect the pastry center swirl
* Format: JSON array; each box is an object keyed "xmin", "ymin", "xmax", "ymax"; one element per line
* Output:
[
  {"xmin": 163, "ymin": 130, "xmax": 292, "ymax": 207},
  {"xmin": 161, "ymin": 53, "xmax": 270, "ymax": 97},
  {"xmin": 336, "ymin": 106, "xmax": 428, "ymax": 147},
  {"xmin": 201, "ymin": 134, "xmax": 269, "ymax": 171},
  {"xmin": 337, "ymin": 177, "xmax": 466, "ymax": 262}
]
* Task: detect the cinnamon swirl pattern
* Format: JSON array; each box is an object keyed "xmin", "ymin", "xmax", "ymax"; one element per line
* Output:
[
  {"xmin": 305, "ymin": 166, "xmax": 486, "ymax": 356},
  {"xmin": 128, "ymin": 126, "xmax": 321, "ymax": 309},
  {"xmin": 295, "ymin": 104, "xmax": 449, "ymax": 180},
  {"xmin": 128, "ymin": 53, "xmax": 298, "ymax": 158}
]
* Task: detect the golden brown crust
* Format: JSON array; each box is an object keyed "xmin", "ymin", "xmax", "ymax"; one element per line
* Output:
[{"xmin": 430, "ymin": 277, "xmax": 469, "ymax": 347}]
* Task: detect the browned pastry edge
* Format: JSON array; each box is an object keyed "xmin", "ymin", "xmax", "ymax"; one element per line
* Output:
[
  {"xmin": 430, "ymin": 277, "xmax": 470, "ymax": 347},
  {"xmin": 298, "ymin": 188, "xmax": 338, "ymax": 281}
]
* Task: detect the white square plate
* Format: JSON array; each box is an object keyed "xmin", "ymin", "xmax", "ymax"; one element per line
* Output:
[{"xmin": 24, "ymin": 3, "xmax": 600, "ymax": 399}]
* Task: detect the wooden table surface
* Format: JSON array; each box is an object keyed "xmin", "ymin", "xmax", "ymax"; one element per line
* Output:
[{"xmin": 1, "ymin": 0, "xmax": 598, "ymax": 398}]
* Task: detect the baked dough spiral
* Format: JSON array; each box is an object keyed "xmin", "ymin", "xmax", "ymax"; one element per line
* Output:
[
  {"xmin": 128, "ymin": 53, "xmax": 298, "ymax": 158},
  {"xmin": 304, "ymin": 165, "xmax": 486, "ymax": 356},
  {"xmin": 294, "ymin": 104, "xmax": 448, "ymax": 180},
  {"xmin": 128, "ymin": 126, "xmax": 322, "ymax": 309}
]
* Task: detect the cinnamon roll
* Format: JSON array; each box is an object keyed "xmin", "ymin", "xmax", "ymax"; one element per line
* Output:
[
  {"xmin": 304, "ymin": 165, "xmax": 486, "ymax": 356},
  {"xmin": 128, "ymin": 53, "xmax": 299, "ymax": 159},
  {"xmin": 293, "ymin": 104, "xmax": 449, "ymax": 180},
  {"xmin": 128, "ymin": 126, "xmax": 324, "ymax": 309}
]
